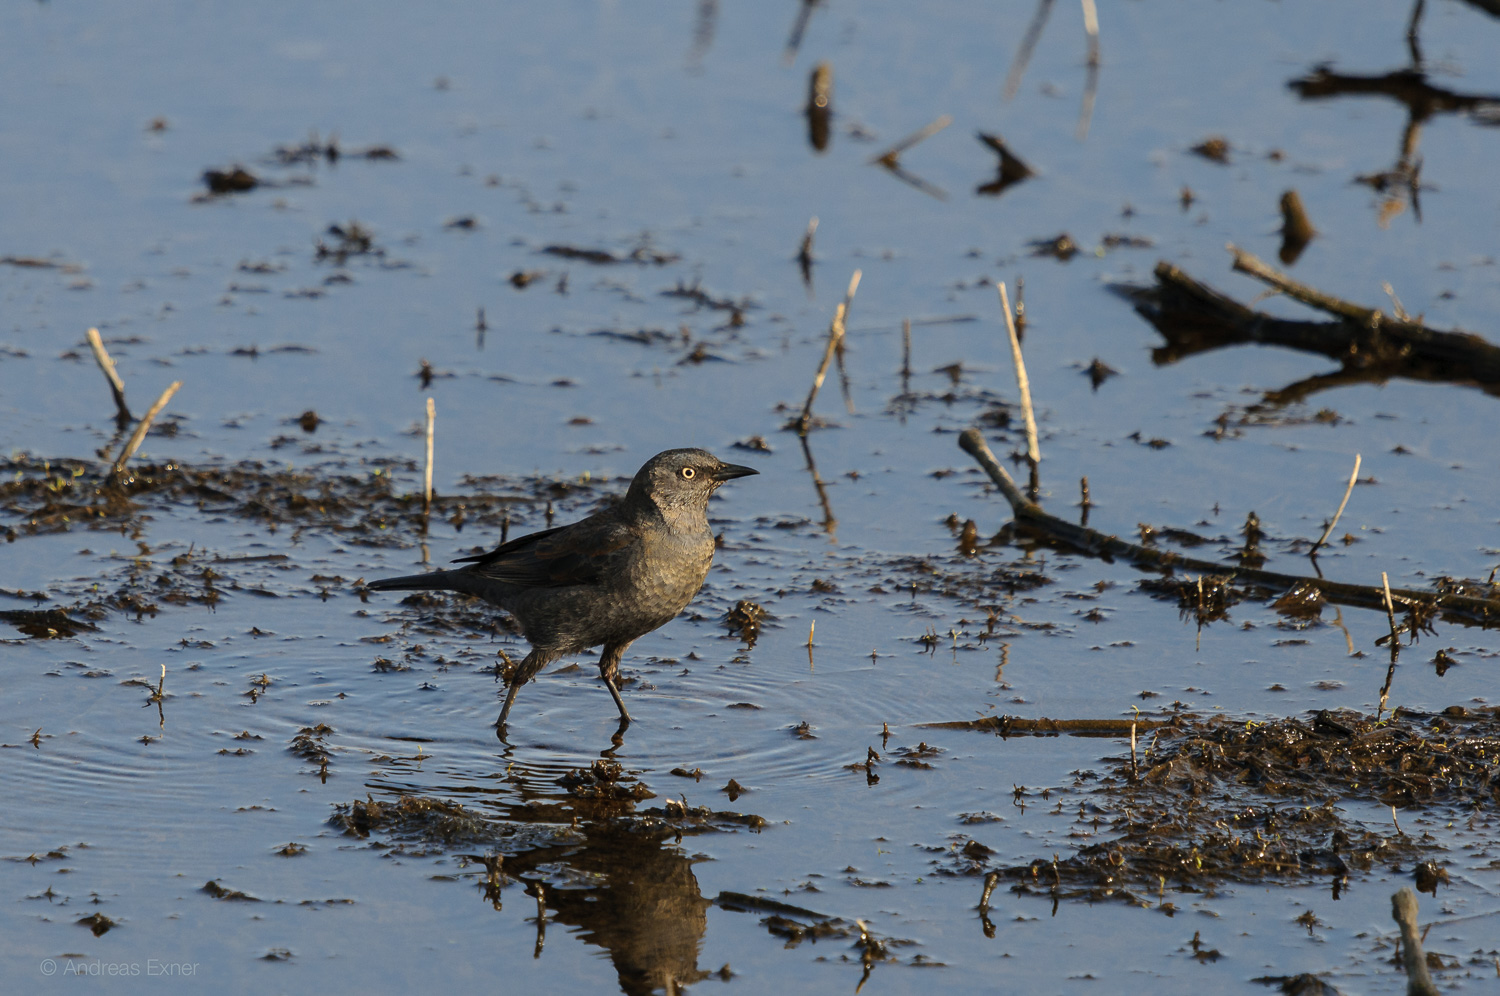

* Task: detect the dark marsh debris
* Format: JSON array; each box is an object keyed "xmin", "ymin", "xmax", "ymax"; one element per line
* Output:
[
  {"xmin": 1028, "ymin": 233, "xmax": 1079, "ymax": 261},
  {"xmin": 76, "ymin": 913, "xmax": 118, "ymax": 936},
  {"xmin": 975, "ymin": 131, "xmax": 1035, "ymax": 197},
  {"xmin": 1190, "ymin": 136, "xmax": 1231, "ymax": 163},
  {"xmin": 958, "ymin": 706, "xmax": 1500, "ymax": 906},
  {"xmin": 201, "ymin": 166, "xmax": 258, "ymax": 194},
  {"xmin": 723, "ymin": 600, "xmax": 768, "ymax": 647},
  {"xmin": 314, "ymin": 221, "xmax": 380, "ymax": 265},
  {"xmin": 542, "ymin": 243, "xmax": 679, "ymax": 266}
]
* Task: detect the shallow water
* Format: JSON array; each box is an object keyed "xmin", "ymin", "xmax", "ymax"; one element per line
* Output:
[{"xmin": 5, "ymin": 1, "xmax": 1500, "ymax": 992}]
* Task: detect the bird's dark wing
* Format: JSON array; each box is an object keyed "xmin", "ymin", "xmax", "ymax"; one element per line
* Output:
[{"xmin": 451, "ymin": 518, "xmax": 638, "ymax": 588}]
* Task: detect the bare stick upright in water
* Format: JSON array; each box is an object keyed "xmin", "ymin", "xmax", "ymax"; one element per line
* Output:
[
  {"xmin": 998, "ymin": 282, "xmax": 1040, "ymax": 467},
  {"xmin": 795, "ymin": 270, "xmax": 861, "ymax": 434},
  {"xmin": 109, "ymin": 381, "xmax": 182, "ymax": 484},
  {"xmin": 1390, "ymin": 888, "xmax": 1440, "ymax": 996},
  {"xmin": 1311, "ymin": 454, "xmax": 1361, "ymax": 556},
  {"xmin": 86, "ymin": 327, "xmax": 132, "ymax": 429},
  {"xmin": 423, "ymin": 397, "xmax": 436, "ymax": 512}
]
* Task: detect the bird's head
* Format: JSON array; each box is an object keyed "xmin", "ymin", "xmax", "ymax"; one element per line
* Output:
[{"xmin": 629, "ymin": 448, "xmax": 758, "ymax": 513}]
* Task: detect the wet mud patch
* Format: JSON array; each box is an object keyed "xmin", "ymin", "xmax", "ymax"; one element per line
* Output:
[{"xmin": 953, "ymin": 706, "xmax": 1500, "ymax": 911}]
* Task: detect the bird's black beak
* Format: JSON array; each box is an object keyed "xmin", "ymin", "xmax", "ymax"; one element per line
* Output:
[{"xmin": 712, "ymin": 463, "xmax": 759, "ymax": 482}]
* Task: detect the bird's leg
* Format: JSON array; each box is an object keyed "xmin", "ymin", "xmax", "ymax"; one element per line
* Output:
[
  {"xmin": 496, "ymin": 649, "xmax": 547, "ymax": 734},
  {"xmin": 598, "ymin": 642, "xmax": 633, "ymax": 726}
]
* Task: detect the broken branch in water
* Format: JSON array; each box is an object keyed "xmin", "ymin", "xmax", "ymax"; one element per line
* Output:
[
  {"xmin": 870, "ymin": 115, "xmax": 952, "ymax": 168},
  {"xmin": 920, "ymin": 715, "xmax": 1181, "ymax": 736},
  {"xmin": 1129, "ymin": 249, "xmax": 1500, "ymax": 400},
  {"xmin": 108, "ymin": 381, "xmax": 182, "ymax": 485},
  {"xmin": 957, "ymin": 427, "xmax": 1500, "ymax": 628},
  {"xmin": 86, "ymin": 327, "xmax": 133, "ymax": 429},
  {"xmin": 1391, "ymin": 888, "xmax": 1441, "ymax": 996}
]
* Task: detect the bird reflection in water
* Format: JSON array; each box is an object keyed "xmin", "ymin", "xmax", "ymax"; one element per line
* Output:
[{"xmin": 490, "ymin": 823, "xmax": 716, "ymax": 996}]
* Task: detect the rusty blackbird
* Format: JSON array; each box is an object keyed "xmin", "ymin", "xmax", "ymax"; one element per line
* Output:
[{"xmin": 367, "ymin": 448, "xmax": 757, "ymax": 733}]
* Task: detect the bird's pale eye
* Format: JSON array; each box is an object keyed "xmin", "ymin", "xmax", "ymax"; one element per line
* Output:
[{"xmin": 680, "ymin": 467, "xmax": 696, "ymax": 480}]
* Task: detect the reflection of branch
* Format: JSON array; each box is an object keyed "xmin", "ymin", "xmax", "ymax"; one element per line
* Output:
[
  {"xmin": 1004, "ymin": 0, "xmax": 1056, "ymax": 101},
  {"xmin": 958, "ymin": 427, "xmax": 1500, "ymax": 626},
  {"xmin": 800, "ymin": 434, "xmax": 837, "ymax": 540},
  {"xmin": 1290, "ymin": 60, "xmax": 1500, "ymax": 224},
  {"xmin": 875, "ymin": 162, "xmax": 947, "ymax": 201},
  {"xmin": 686, "ymin": 0, "xmax": 717, "ymax": 70},
  {"xmin": 1291, "ymin": 66, "xmax": 1500, "ymax": 118},
  {"xmin": 782, "ymin": 0, "xmax": 822, "ymax": 65},
  {"xmin": 1077, "ymin": 0, "xmax": 1100, "ymax": 139}
]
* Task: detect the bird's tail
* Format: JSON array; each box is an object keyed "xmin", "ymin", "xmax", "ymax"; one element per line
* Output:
[{"xmin": 365, "ymin": 569, "xmax": 467, "ymax": 593}]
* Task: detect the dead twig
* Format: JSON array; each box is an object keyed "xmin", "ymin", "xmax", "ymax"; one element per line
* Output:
[
  {"xmin": 957, "ymin": 428, "xmax": 1500, "ymax": 627},
  {"xmin": 1391, "ymin": 888, "xmax": 1441, "ymax": 996},
  {"xmin": 86, "ymin": 328, "xmax": 132, "ymax": 428},
  {"xmin": 793, "ymin": 271, "xmax": 861, "ymax": 434},
  {"xmin": 108, "ymin": 381, "xmax": 181, "ymax": 485},
  {"xmin": 999, "ymin": 282, "xmax": 1041, "ymax": 467},
  {"xmin": 1378, "ymin": 571, "xmax": 1401, "ymax": 719},
  {"xmin": 1230, "ymin": 244, "xmax": 1382, "ymax": 326},
  {"xmin": 1132, "ymin": 255, "xmax": 1500, "ymax": 397},
  {"xmin": 1310, "ymin": 453, "xmax": 1361, "ymax": 556},
  {"xmin": 423, "ymin": 397, "xmax": 436, "ymax": 512},
  {"xmin": 870, "ymin": 115, "xmax": 952, "ymax": 168}
]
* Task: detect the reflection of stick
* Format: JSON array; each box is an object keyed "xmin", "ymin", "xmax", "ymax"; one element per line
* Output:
[
  {"xmin": 1311, "ymin": 454, "xmax": 1361, "ymax": 555},
  {"xmin": 998, "ymin": 283, "xmax": 1040, "ymax": 466},
  {"xmin": 900, "ymin": 318, "xmax": 912, "ymax": 394},
  {"xmin": 799, "ymin": 433, "xmax": 838, "ymax": 538},
  {"xmin": 424, "ymin": 397, "xmax": 436, "ymax": 511},
  {"xmin": 109, "ymin": 381, "xmax": 181, "ymax": 483},
  {"xmin": 782, "ymin": 0, "xmax": 819, "ymax": 65},
  {"xmin": 795, "ymin": 271, "xmax": 861, "ymax": 434},
  {"xmin": 798, "ymin": 216, "xmax": 818, "ymax": 279},
  {"xmin": 1004, "ymin": 0, "xmax": 1056, "ymax": 101},
  {"xmin": 871, "ymin": 115, "xmax": 952, "ymax": 167},
  {"xmin": 86, "ymin": 328, "xmax": 132, "ymax": 427},
  {"xmin": 1077, "ymin": 0, "xmax": 1100, "ymax": 139},
  {"xmin": 1391, "ymin": 888, "xmax": 1441, "ymax": 996}
]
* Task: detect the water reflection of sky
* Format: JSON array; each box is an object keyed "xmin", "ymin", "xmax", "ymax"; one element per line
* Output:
[{"xmin": 4, "ymin": 1, "xmax": 1499, "ymax": 992}]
